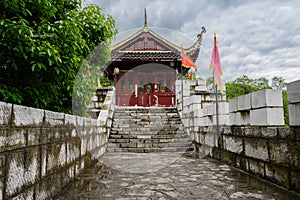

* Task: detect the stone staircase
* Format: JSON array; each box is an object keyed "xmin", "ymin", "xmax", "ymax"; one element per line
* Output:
[{"xmin": 107, "ymin": 107, "xmax": 193, "ymax": 153}]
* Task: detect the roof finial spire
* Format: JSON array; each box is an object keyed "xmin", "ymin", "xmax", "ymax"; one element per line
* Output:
[{"xmin": 144, "ymin": 8, "xmax": 147, "ymax": 28}]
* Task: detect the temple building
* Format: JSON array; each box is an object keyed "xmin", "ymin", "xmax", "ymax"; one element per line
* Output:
[{"xmin": 104, "ymin": 9, "xmax": 206, "ymax": 107}]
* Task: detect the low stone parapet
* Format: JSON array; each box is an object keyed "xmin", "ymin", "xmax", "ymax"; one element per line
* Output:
[
  {"xmin": 0, "ymin": 93, "xmax": 115, "ymax": 200},
  {"xmin": 229, "ymin": 89, "xmax": 284, "ymax": 126}
]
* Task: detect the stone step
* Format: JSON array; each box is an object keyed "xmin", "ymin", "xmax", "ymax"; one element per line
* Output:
[
  {"xmin": 106, "ymin": 146, "xmax": 192, "ymax": 153},
  {"xmin": 109, "ymin": 107, "xmax": 191, "ymax": 153},
  {"xmin": 108, "ymin": 137, "xmax": 190, "ymax": 144}
]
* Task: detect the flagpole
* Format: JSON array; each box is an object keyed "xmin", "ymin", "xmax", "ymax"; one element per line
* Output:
[
  {"xmin": 212, "ymin": 32, "xmax": 220, "ymax": 145},
  {"xmin": 215, "ymin": 74, "xmax": 220, "ymax": 143},
  {"xmin": 180, "ymin": 46, "xmax": 184, "ymax": 113}
]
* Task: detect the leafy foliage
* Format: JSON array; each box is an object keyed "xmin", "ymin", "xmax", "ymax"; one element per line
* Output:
[
  {"xmin": 72, "ymin": 42, "xmax": 112, "ymax": 116},
  {"xmin": 225, "ymin": 75, "xmax": 289, "ymax": 126},
  {"xmin": 225, "ymin": 75, "xmax": 271, "ymax": 101},
  {"xmin": 0, "ymin": 0, "xmax": 117, "ymax": 114}
]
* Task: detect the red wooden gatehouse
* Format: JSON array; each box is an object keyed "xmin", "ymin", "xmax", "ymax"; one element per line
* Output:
[{"xmin": 104, "ymin": 9, "xmax": 206, "ymax": 107}]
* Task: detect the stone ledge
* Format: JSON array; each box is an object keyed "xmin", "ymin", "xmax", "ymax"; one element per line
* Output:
[
  {"xmin": 0, "ymin": 102, "xmax": 12, "ymax": 125},
  {"xmin": 251, "ymin": 89, "xmax": 283, "ymax": 109},
  {"xmin": 45, "ymin": 111, "xmax": 64, "ymax": 126},
  {"xmin": 13, "ymin": 105, "xmax": 44, "ymax": 126}
]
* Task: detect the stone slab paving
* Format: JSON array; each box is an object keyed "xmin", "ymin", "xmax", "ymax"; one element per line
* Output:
[{"xmin": 57, "ymin": 152, "xmax": 300, "ymax": 200}]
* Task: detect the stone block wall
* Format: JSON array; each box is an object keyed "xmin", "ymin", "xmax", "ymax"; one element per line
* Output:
[
  {"xmin": 0, "ymin": 90, "xmax": 115, "ymax": 199},
  {"xmin": 214, "ymin": 126, "xmax": 300, "ymax": 193},
  {"xmin": 229, "ymin": 89, "xmax": 284, "ymax": 126},
  {"xmin": 178, "ymin": 81, "xmax": 300, "ymax": 193}
]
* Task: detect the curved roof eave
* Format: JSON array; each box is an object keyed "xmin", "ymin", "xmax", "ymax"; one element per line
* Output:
[{"xmin": 110, "ymin": 26, "xmax": 206, "ymax": 57}]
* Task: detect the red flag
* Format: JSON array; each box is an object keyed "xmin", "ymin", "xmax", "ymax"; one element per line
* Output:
[
  {"xmin": 84, "ymin": 68, "xmax": 91, "ymax": 77},
  {"xmin": 210, "ymin": 32, "xmax": 223, "ymax": 94},
  {"xmin": 181, "ymin": 50, "xmax": 198, "ymax": 71}
]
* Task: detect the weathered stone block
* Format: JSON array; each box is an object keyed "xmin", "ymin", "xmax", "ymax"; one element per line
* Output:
[
  {"xmin": 231, "ymin": 127, "xmax": 244, "ymax": 136},
  {"xmin": 251, "ymin": 89, "xmax": 283, "ymax": 109},
  {"xmin": 220, "ymin": 150, "xmax": 236, "ymax": 166},
  {"xmin": 47, "ymin": 127, "xmax": 63, "ymax": 143},
  {"xmin": 35, "ymin": 177, "xmax": 55, "ymax": 200},
  {"xmin": 62, "ymin": 166, "xmax": 75, "ymax": 188},
  {"xmin": 248, "ymin": 159, "xmax": 265, "ymax": 177},
  {"xmin": 238, "ymin": 93, "xmax": 251, "ymax": 111},
  {"xmin": 202, "ymin": 116, "xmax": 212, "ymax": 127},
  {"xmin": 229, "ymin": 113, "xmax": 236, "ymax": 126},
  {"xmin": 188, "ymin": 80, "xmax": 197, "ymax": 86},
  {"xmin": 204, "ymin": 132, "xmax": 217, "ymax": 147},
  {"xmin": 290, "ymin": 170, "xmax": 300, "ymax": 193},
  {"xmin": 214, "ymin": 102, "xmax": 229, "ymax": 115},
  {"xmin": 229, "ymin": 98, "xmax": 238, "ymax": 113},
  {"xmin": 203, "ymin": 104, "xmax": 214, "ymax": 116},
  {"xmin": 183, "ymin": 96, "xmax": 190, "ymax": 107},
  {"xmin": 223, "ymin": 136, "xmax": 243, "ymax": 154},
  {"xmin": 45, "ymin": 110, "xmax": 64, "ymax": 126},
  {"xmin": 183, "ymin": 89, "xmax": 190, "ymax": 97},
  {"xmin": 0, "ymin": 102, "xmax": 12, "ymax": 125},
  {"xmin": 250, "ymin": 107, "xmax": 284, "ymax": 126},
  {"xmin": 278, "ymin": 127, "xmax": 294, "ymax": 139},
  {"xmin": 13, "ymin": 105, "xmax": 44, "ymax": 126},
  {"xmin": 76, "ymin": 116, "xmax": 84, "ymax": 127},
  {"xmin": 265, "ymin": 163, "xmax": 289, "ymax": 188},
  {"xmin": 66, "ymin": 141, "xmax": 80, "ymax": 164},
  {"xmin": 288, "ymin": 103, "xmax": 300, "ymax": 126},
  {"xmin": 235, "ymin": 111, "xmax": 250, "ymax": 126},
  {"xmin": 244, "ymin": 138, "xmax": 268, "ymax": 161},
  {"xmin": 222, "ymin": 127, "xmax": 232, "ymax": 135},
  {"xmin": 261, "ymin": 127, "xmax": 278, "ymax": 138},
  {"xmin": 194, "ymin": 109, "xmax": 203, "ymax": 118},
  {"xmin": 4, "ymin": 128, "xmax": 26, "ymax": 150},
  {"xmin": 213, "ymin": 114, "xmax": 229, "ymax": 126},
  {"xmin": 236, "ymin": 156, "xmax": 249, "ymax": 171},
  {"xmin": 84, "ymin": 118, "xmax": 91, "ymax": 129},
  {"xmin": 191, "ymin": 103, "xmax": 200, "ymax": 111},
  {"xmin": 27, "ymin": 128, "xmax": 41, "ymax": 146},
  {"xmin": 65, "ymin": 114, "xmax": 76, "ymax": 126},
  {"xmin": 9, "ymin": 186, "xmax": 34, "ymax": 200},
  {"xmin": 6, "ymin": 148, "xmax": 39, "ymax": 197},
  {"xmin": 194, "ymin": 117, "xmax": 202, "ymax": 127},
  {"xmin": 194, "ymin": 85, "xmax": 207, "ymax": 92},
  {"xmin": 287, "ymin": 79, "xmax": 300, "ymax": 103},
  {"xmin": 244, "ymin": 127, "xmax": 261, "ymax": 137},
  {"xmin": 269, "ymin": 141, "xmax": 300, "ymax": 168},
  {"xmin": 47, "ymin": 143, "xmax": 67, "ymax": 174}
]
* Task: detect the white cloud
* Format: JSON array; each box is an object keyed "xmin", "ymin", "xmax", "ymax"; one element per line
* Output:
[{"xmin": 83, "ymin": 0, "xmax": 300, "ymax": 83}]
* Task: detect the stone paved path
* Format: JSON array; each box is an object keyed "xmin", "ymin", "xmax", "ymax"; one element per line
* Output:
[{"xmin": 57, "ymin": 152, "xmax": 300, "ymax": 200}]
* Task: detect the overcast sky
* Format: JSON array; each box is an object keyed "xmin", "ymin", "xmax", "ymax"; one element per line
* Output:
[{"xmin": 82, "ymin": 0, "xmax": 300, "ymax": 83}]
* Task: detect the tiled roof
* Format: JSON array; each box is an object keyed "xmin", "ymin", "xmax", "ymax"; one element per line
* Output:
[{"xmin": 111, "ymin": 51, "xmax": 181, "ymax": 61}]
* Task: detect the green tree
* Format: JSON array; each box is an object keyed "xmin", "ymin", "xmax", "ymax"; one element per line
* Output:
[
  {"xmin": 0, "ymin": 0, "xmax": 117, "ymax": 114},
  {"xmin": 225, "ymin": 75, "xmax": 289, "ymax": 126},
  {"xmin": 225, "ymin": 75, "xmax": 271, "ymax": 101},
  {"xmin": 272, "ymin": 76, "xmax": 286, "ymax": 89}
]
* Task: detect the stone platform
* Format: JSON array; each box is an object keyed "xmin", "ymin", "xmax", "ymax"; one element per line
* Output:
[{"xmin": 56, "ymin": 152, "xmax": 300, "ymax": 200}]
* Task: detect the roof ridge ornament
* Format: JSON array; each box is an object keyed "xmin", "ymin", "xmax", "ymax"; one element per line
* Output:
[{"xmin": 144, "ymin": 8, "xmax": 147, "ymax": 28}]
